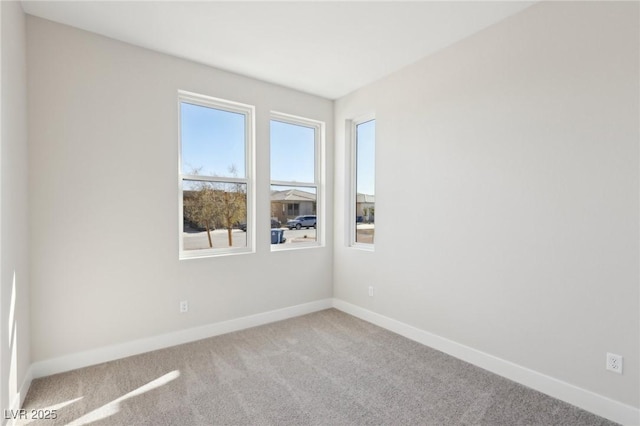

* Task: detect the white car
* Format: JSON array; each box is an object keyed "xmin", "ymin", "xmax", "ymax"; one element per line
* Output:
[{"xmin": 286, "ymin": 215, "xmax": 316, "ymax": 230}]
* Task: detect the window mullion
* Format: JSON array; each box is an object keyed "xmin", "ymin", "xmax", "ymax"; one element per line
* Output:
[
  {"xmin": 181, "ymin": 175, "xmax": 247, "ymax": 184},
  {"xmin": 270, "ymin": 180, "xmax": 316, "ymax": 188}
]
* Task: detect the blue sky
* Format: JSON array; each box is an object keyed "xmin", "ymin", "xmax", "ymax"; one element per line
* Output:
[
  {"xmin": 356, "ymin": 119, "xmax": 375, "ymax": 196},
  {"xmin": 181, "ymin": 102, "xmax": 245, "ymax": 177},
  {"xmin": 181, "ymin": 102, "xmax": 375, "ymax": 195},
  {"xmin": 270, "ymin": 120, "xmax": 315, "ymax": 183}
]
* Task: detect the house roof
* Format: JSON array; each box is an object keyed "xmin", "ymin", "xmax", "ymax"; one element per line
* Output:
[
  {"xmin": 356, "ymin": 193, "xmax": 375, "ymax": 203},
  {"xmin": 271, "ymin": 189, "xmax": 316, "ymax": 202}
]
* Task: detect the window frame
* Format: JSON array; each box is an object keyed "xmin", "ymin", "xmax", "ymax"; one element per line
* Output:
[
  {"xmin": 178, "ymin": 90, "xmax": 255, "ymax": 259},
  {"xmin": 270, "ymin": 111, "xmax": 325, "ymax": 250},
  {"xmin": 349, "ymin": 114, "xmax": 376, "ymax": 251}
]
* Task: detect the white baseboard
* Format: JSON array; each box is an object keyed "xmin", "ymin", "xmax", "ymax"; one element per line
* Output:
[
  {"xmin": 332, "ymin": 298, "xmax": 639, "ymax": 426},
  {"xmin": 31, "ymin": 298, "xmax": 333, "ymax": 379},
  {"xmin": 5, "ymin": 365, "xmax": 33, "ymax": 426}
]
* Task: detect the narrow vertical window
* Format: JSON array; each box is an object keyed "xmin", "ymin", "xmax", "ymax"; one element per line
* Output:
[
  {"xmin": 178, "ymin": 91, "xmax": 254, "ymax": 258},
  {"xmin": 353, "ymin": 118, "xmax": 375, "ymax": 247},
  {"xmin": 270, "ymin": 113, "xmax": 323, "ymax": 248}
]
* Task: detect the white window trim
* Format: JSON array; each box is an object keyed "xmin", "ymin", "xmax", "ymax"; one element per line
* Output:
[
  {"xmin": 270, "ymin": 111, "xmax": 325, "ymax": 251},
  {"xmin": 178, "ymin": 90, "xmax": 256, "ymax": 259},
  {"xmin": 349, "ymin": 113, "xmax": 375, "ymax": 251}
]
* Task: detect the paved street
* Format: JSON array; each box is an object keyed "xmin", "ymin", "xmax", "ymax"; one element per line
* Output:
[
  {"xmin": 356, "ymin": 223, "xmax": 375, "ymax": 244},
  {"xmin": 183, "ymin": 228, "xmax": 247, "ymax": 250},
  {"xmin": 183, "ymin": 224, "xmax": 374, "ymax": 250},
  {"xmin": 183, "ymin": 227, "xmax": 318, "ymax": 250}
]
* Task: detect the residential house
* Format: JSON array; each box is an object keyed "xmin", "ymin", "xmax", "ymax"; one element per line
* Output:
[
  {"xmin": 271, "ymin": 188, "xmax": 316, "ymax": 224},
  {"xmin": 356, "ymin": 193, "xmax": 375, "ymax": 223}
]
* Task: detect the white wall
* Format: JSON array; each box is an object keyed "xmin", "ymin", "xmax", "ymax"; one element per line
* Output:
[
  {"xmin": 1, "ymin": 0, "xmax": 31, "ymax": 414},
  {"xmin": 334, "ymin": 1, "xmax": 638, "ymax": 410},
  {"xmin": 27, "ymin": 17, "xmax": 333, "ymax": 363}
]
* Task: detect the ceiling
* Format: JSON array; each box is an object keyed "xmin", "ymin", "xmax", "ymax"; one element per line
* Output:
[{"xmin": 21, "ymin": 1, "xmax": 535, "ymax": 100}]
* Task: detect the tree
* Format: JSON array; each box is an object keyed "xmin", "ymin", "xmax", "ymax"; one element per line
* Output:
[
  {"xmin": 217, "ymin": 181, "xmax": 246, "ymax": 247},
  {"xmin": 183, "ymin": 166, "xmax": 247, "ymax": 248},
  {"xmin": 184, "ymin": 181, "xmax": 217, "ymax": 248}
]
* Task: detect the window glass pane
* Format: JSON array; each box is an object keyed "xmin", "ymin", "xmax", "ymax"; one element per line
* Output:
[
  {"xmin": 271, "ymin": 185, "xmax": 317, "ymax": 244},
  {"xmin": 181, "ymin": 102, "xmax": 246, "ymax": 178},
  {"xmin": 183, "ymin": 180, "xmax": 247, "ymax": 251},
  {"xmin": 270, "ymin": 120, "xmax": 315, "ymax": 183},
  {"xmin": 356, "ymin": 120, "xmax": 375, "ymax": 244}
]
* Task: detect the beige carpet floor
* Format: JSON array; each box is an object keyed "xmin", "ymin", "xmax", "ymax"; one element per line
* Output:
[{"xmin": 20, "ymin": 309, "xmax": 616, "ymax": 425}]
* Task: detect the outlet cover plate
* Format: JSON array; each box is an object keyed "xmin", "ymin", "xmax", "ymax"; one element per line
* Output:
[{"xmin": 606, "ymin": 353, "xmax": 623, "ymax": 374}]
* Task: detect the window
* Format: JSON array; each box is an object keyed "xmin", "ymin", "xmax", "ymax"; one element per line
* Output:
[
  {"xmin": 287, "ymin": 203, "xmax": 300, "ymax": 217},
  {"xmin": 352, "ymin": 117, "xmax": 375, "ymax": 247},
  {"xmin": 178, "ymin": 91, "xmax": 254, "ymax": 258},
  {"xmin": 270, "ymin": 112, "xmax": 323, "ymax": 248}
]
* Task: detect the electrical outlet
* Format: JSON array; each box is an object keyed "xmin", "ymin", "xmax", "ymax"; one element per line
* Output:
[
  {"xmin": 606, "ymin": 353, "xmax": 623, "ymax": 374},
  {"xmin": 180, "ymin": 300, "xmax": 188, "ymax": 313},
  {"xmin": 368, "ymin": 286, "xmax": 375, "ymax": 297}
]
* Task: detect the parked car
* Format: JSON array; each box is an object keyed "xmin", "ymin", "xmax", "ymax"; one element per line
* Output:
[
  {"xmin": 183, "ymin": 218, "xmax": 206, "ymax": 232},
  {"xmin": 240, "ymin": 219, "xmax": 281, "ymax": 232},
  {"xmin": 287, "ymin": 215, "xmax": 316, "ymax": 230}
]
